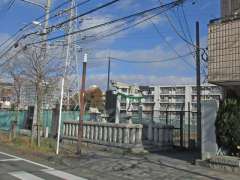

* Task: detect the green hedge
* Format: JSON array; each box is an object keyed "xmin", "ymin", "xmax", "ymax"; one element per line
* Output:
[{"xmin": 215, "ymin": 98, "xmax": 240, "ymax": 155}]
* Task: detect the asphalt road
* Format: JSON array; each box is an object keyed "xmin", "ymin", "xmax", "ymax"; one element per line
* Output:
[{"xmin": 0, "ymin": 151, "xmax": 87, "ymax": 180}]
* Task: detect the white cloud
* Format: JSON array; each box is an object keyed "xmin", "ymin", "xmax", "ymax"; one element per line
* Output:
[
  {"xmin": 85, "ymin": 73, "xmax": 195, "ymax": 90},
  {"xmin": 90, "ymin": 42, "xmax": 195, "ymax": 72}
]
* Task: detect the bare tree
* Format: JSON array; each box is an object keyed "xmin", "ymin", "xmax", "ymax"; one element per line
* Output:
[{"xmin": 20, "ymin": 44, "xmax": 64, "ymax": 146}]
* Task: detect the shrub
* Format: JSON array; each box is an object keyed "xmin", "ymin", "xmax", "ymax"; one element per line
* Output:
[{"xmin": 215, "ymin": 98, "xmax": 240, "ymax": 155}]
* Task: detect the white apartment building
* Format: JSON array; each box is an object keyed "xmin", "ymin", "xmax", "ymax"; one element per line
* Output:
[
  {"xmin": 111, "ymin": 82, "xmax": 223, "ymax": 124},
  {"xmin": 153, "ymin": 84, "xmax": 222, "ymax": 123}
]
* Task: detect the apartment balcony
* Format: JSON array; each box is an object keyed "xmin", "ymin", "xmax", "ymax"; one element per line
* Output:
[
  {"xmin": 142, "ymin": 99, "xmax": 155, "ymax": 104},
  {"xmin": 160, "ymin": 90, "xmax": 171, "ymax": 95},
  {"xmin": 142, "ymin": 106, "xmax": 153, "ymax": 111},
  {"xmin": 175, "ymin": 91, "xmax": 185, "ymax": 95},
  {"xmin": 159, "ymin": 99, "xmax": 185, "ymax": 103},
  {"xmin": 175, "ymin": 99, "xmax": 185, "ymax": 103},
  {"xmin": 142, "ymin": 91, "xmax": 154, "ymax": 96},
  {"xmin": 159, "ymin": 99, "xmax": 169, "ymax": 103}
]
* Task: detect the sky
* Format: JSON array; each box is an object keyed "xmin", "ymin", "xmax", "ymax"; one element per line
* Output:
[{"xmin": 0, "ymin": 0, "xmax": 220, "ymax": 90}]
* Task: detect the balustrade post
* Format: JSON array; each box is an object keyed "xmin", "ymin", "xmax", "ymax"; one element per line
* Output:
[
  {"xmin": 86, "ymin": 125, "xmax": 90, "ymax": 139},
  {"xmin": 63, "ymin": 123, "xmax": 66, "ymax": 136},
  {"xmin": 83, "ymin": 124, "xmax": 86, "ymax": 138},
  {"xmin": 103, "ymin": 126, "xmax": 108, "ymax": 142},
  {"xmin": 123, "ymin": 127, "xmax": 129, "ymax": 144},
  {"xmin": 130, "ymin": 128, "xmax": 136, "ymax": 144},
  {"xmin": 118, "ymin": 128, "xmax": 123, "ymax": 144},
  {"xmin": 136, "ymin": 126, "xmax": 142, "ymax": 144},
  {"xmin": 108, "ymin": 127, "xmax": 112, "ymax": 142},
  {"xmin": 99, "ymin": 126, "xmax": 103, "ymax": 141},
  {"xmin": 113, "ymin": 127, "xmax": 117, "ymax": 143},
  {"xmin": 72, "ymin": 124, "xmax": 75, "ymax": 136},
  {"xmin": 90, "ymin": 125, "xmax": 94, "ymax": 140},
  {"xmin": 66, "ymin": 123, "xmax": 69, "ymax": 136},
  {"xmin": 95, "ymin": 125, "xmax": 99, "ymax": 140}
]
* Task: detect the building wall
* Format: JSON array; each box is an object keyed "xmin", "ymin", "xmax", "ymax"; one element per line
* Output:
[
  {"xmin": 221, "ymin": 0, "xmax": 240, "ymax": 17},
  {"xmin": 20, "ymin": 81, "xmax": 60, "ymax": 109},
  {"xmin": 208, "ymin": 18, "xmax": 240, "ymax": 85},
  {"xmin": 0, "ymin": 82, "xmax": 14, "ymax": 109}
]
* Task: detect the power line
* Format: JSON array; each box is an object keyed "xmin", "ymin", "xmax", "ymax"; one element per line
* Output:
[
  {"xmin": 66, "ymin": 7, "xmax": 173, "ymax": 45},
  {"xmin": 48, "ymin": 0, "xmax": 121, "ymax": 32},
  {"xmin": 150, "ymin": 20, "xmax": 195, "ymax": 70},
  {"xmin": 172, "ymin": 6, "xmax": 195, "ymax": 56},
  {"xmin": 0, "ymin": 0, "xmax": 72, "ymax": 50},
  {"xmin": 0, "ymin": 0, "xmax": 91, "ymax": 62},
  {"xmin": 181, "ymin": 4, "xmax": 194, "ymax": 45},
  {"xmin": 28, "ymin": 0, "xmax": 186, "ymax": 46},
  {"xmin": 88, "ymin": 52, "xmax": 193, "ymax": 64},
  {"xmin": 0, "ymin": 0, "xmax": 91, "ymax": 55},
  {"xmin": 0, "ymin": 47, "xmax": 24, "ymax": 67},
  {"xmin": 159, "ymin": 0, "xmax": 205, "ymax": 51}
]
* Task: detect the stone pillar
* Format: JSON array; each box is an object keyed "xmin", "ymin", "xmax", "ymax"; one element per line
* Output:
[{"xmin": 115, "ymin": 94, "xmax": 121, "ymax": 124}]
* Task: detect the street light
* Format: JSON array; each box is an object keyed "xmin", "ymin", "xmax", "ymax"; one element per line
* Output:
[{"xmin": 32, "ymin": 21, "xmax": 42, "ymax": 26}]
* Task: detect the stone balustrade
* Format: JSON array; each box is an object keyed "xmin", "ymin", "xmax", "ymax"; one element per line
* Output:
[
  {"xmin": 147, "ymin": 123, "xmax": 174, "ymax": 148},
  {"xmin": 63, "ymin": 121, "xmax": 143, "ymax": 148}
]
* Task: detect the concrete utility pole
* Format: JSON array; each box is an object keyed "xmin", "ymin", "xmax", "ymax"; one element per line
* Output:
[
  {"xmin": 77, "ymin": 53, "xmax": 88, "ymax": 154},
  {"xmin": 196, "ymin": 21, "xmax": 202, "ymax": 154},
  {"xmin": 56, "ymin": 0, "xmax": 75, "ymax": 155}
]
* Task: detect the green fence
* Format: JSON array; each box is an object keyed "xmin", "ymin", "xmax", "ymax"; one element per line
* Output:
[
  {"xmin": 0, "ymin": 110, "xmax": 90, "ymax": 133},
  {"xmin": 0, "ymin": 111, "xmax": 26, "ymax": 131}
]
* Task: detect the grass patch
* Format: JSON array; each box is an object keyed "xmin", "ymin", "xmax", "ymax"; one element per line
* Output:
[{"xmin": 0, "ymin": 131, "xmax": 56, "ymax": 155}]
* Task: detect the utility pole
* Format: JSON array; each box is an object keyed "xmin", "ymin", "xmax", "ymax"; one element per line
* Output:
[
  {"xmin": 36, "ymin": 0, "xmax": 51, "ymax": 147},
  {"xmin": 56, "ymin": 0, "xmax": 75, "ymax": 155},
  {"xmin": 43, "ymin": 0, "xmax": 51, "ymax": 44},
  {"xmin": 77, "ymin": 53, "xmax": 88, "ymax": 154},
  {"xmin": 196, "ymin": 21, "xmax": 201, "ymax": 154},
  {"xmin": 107, "ymin": 57, "xmax": 111, "ymax": 90}
]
